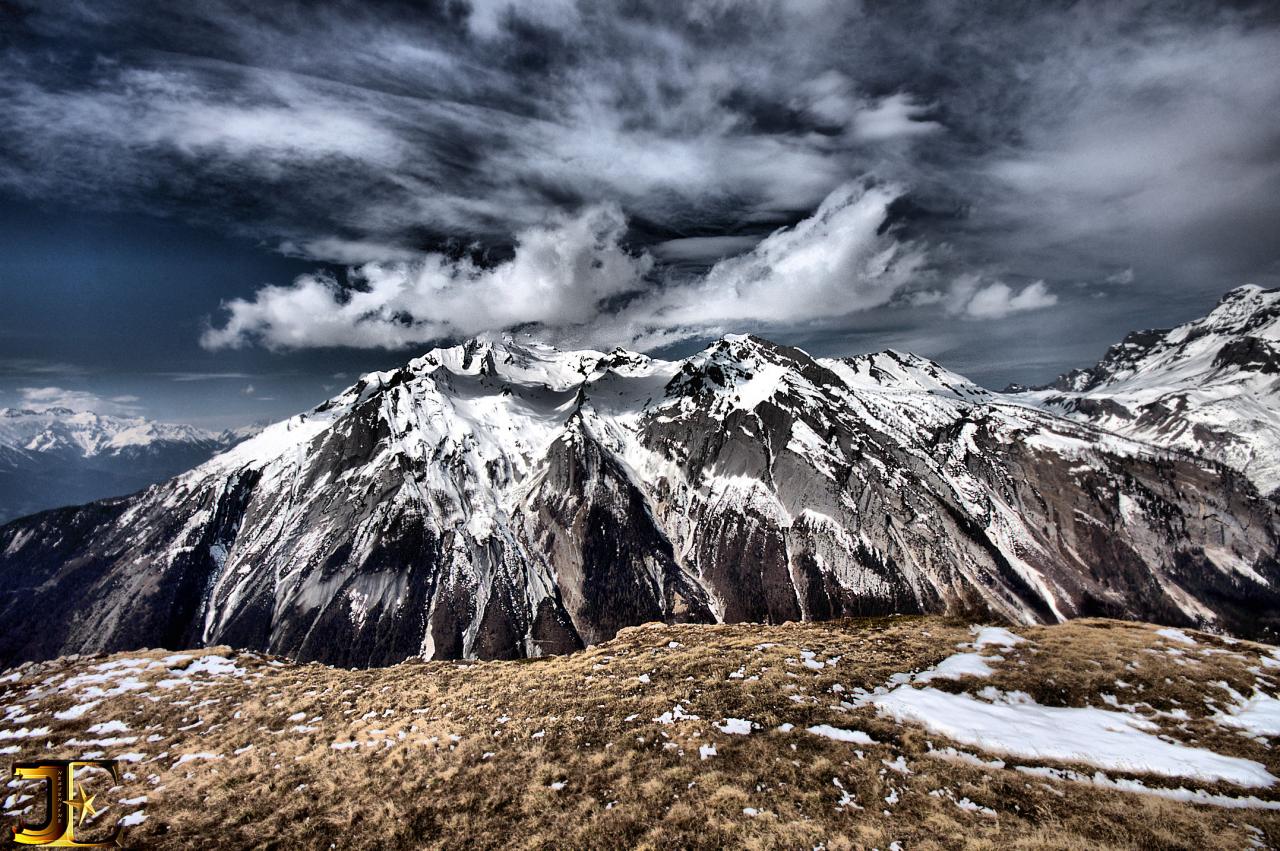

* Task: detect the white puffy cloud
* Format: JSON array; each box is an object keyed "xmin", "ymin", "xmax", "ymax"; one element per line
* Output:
[
  {"xmin": 202, "ymin": 204, "xmax": 652, "ymax": 350},
  {"xmin": 16, "ymin": 387, "xmax": 142, "ymax": 416},
  {"xmin": 642, "ymin": 182, "xmax": 925, "ymax": 328},
  {"xmin": 203, "ymin": 181, "xmax": 926, "ymax": 351},
  {"xmin": 947, "ymin": 275, "xmax": 1058, "ymax": 320},
  {"xmin": 851, "ymin": 93, "xmax": 943, "ymax": 142},
  {"xmin": 795, "ymin": 72, "xmax": 943, "ymax": 142}
]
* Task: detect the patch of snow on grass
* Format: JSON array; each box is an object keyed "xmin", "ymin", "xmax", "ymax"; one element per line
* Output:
[
  {"xmin": 882, "ymin": 755, "xmax": 911, "ymax": 774},
  {"xmin": 799, "ymin": 650, "xmax": 825, "ymax": 671},
  {"xmin": 833, "ymin": 777, "xmax": 861, "ymax": 809},
  {"xmin": 955, "ymin": 796, "xmax": 996, "ymax": 816},
  {"xmin": 1016, "ymin": 766, "xmax": 1280, "ymax": 809},
  {"xmin": 1216, "ymin": 691, "xmax": 1280, "ymax": 738},
  {"xmin": 176, "ymin": 655, "xmax": 243, "ymax": 677},
  {"xmin": 871, "ymin": 686, "xmax": 1275, "ymax": 788},
  {"xmin": 972, "ymin": 626, "xmax": 1025, "ymax": 649},
  {"xmin": 930, "ymin": 788, "xmax": 996, "ymax": 816},
  {"xmin": 807, "ymin": 725, "xmax": 877, "ymax": 745},
  {"xmin": 54, "ymin": 701, "xmax": 100, "ymax": 721},
  {"xmin": 654, "ymin": 704, "xmax": 699, "ymax": 724},
  {"xmin": 66, "ymin": 736, "xmax": 138, "ymax": 747},
  {"xmin": 0, "ymin": 727, "xmax": 49, "ymax": 740},
  {"xmin": 914, "ymin": 653, "xmax": 998, "ymax": 683},
  {"xmin": 714, "ymin": 718, "xmax": 756, "ymax": 735},
  {"xmin": 1156, "ymin": 628, "xmax": 1196, "ymax": 646}
]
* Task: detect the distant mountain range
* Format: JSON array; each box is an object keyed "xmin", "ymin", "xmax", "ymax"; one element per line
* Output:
[
  {"xmin": 0, "ymin": 408, "xmax": 250, "ymax": 523},
  {"xmin": 0, "ymin": 286, "xmax": 1276, "ymax": 667}
]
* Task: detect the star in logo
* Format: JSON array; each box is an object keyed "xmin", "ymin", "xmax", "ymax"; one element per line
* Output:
[{"xmin": 64, "ymin": 781, "xmax": 98, "ymax": 827}]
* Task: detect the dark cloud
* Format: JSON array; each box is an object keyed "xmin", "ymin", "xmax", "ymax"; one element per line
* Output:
[
  {"xmin": 0, "ymin": 0, "xmax": 1278, "ymax": 389},
  {"xmin": 0, "ymin": 0, "xmax": 961, "ymax": 254}
]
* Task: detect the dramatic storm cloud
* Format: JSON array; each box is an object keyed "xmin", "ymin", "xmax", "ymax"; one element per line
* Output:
[
  {"xmin": 1, "ymin": 0, "xmax": 1278, "ymax": 422},
  {"xmin": 202, "ymin": 202, "xmax": 653, "ymax": 349},
  {"xmin": 201, "ymin": 181, "xmax": 920, "ymax": 350}
]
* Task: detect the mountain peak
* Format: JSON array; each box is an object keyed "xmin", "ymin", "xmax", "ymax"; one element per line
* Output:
[
  {"xmin": 1220, "ymin": 282, "xmax": 1274, "ymax": 302},
  {"xmin": 1012, "ymin": 284, "xmax": 1280, "ymax": 494},
  {"xmin": 697, "ymin": 334, "xmax": 834, "ymax": 380},
  {"xmin": 1198, "ymin": 283, "xmax": 1280, "ymax": 338},
  {"xmin": 827, "ymin": 349, "xmax": 992, "ymax": 401},
  {"xmin": 1029, "ymin": 284, "xmax": 1280, "ymax": 395}
]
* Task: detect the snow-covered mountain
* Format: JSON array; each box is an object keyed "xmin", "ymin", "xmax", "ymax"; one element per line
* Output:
[
  {"xmin": 2, "ymin": 330, "xmax": 1276, "ymax": 668},
  {"xmin": 1009, "ymin": 285, "xmax": 1280, "ymax": 496},
  {"xmin": 0, "ymin": 407, "xmax": 244, "ymax": 523}
]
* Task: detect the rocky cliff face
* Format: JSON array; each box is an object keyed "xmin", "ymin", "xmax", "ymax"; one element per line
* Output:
[
  {"xmin": 1010, "ymin": 285, "xmax": 1280, "ymax": 496},
  {"xmin": 2, "ymin": 325, "xmax": 1278, "ymax": 668}
]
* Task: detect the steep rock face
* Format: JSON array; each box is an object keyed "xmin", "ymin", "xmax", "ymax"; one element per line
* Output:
[
  {"xmin": 1, "ymin": 331, "xmax": 1278, "ymax": 668},
  {"xmin": 1010, "ymin": 285, "xmax": 1280, "ymax": 496},
  {"xmin": 519, "ymin": 422, "xmax": 714, "ymax": 647}
]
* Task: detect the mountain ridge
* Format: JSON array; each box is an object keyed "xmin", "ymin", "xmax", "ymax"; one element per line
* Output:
[{"xmin": 2, "ymin": 297, "xmax": 1278, "ymax": 668}]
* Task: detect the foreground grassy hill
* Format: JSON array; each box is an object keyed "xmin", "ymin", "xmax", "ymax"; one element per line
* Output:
[{"xmin": 3, "ymin": 616, "xmax": 1280, "ymax": 849}]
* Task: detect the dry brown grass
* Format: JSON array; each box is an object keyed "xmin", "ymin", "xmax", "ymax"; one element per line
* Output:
[{"xmin": 2, "ymin": 616, "xmax": 1278, "ymax": 850}]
